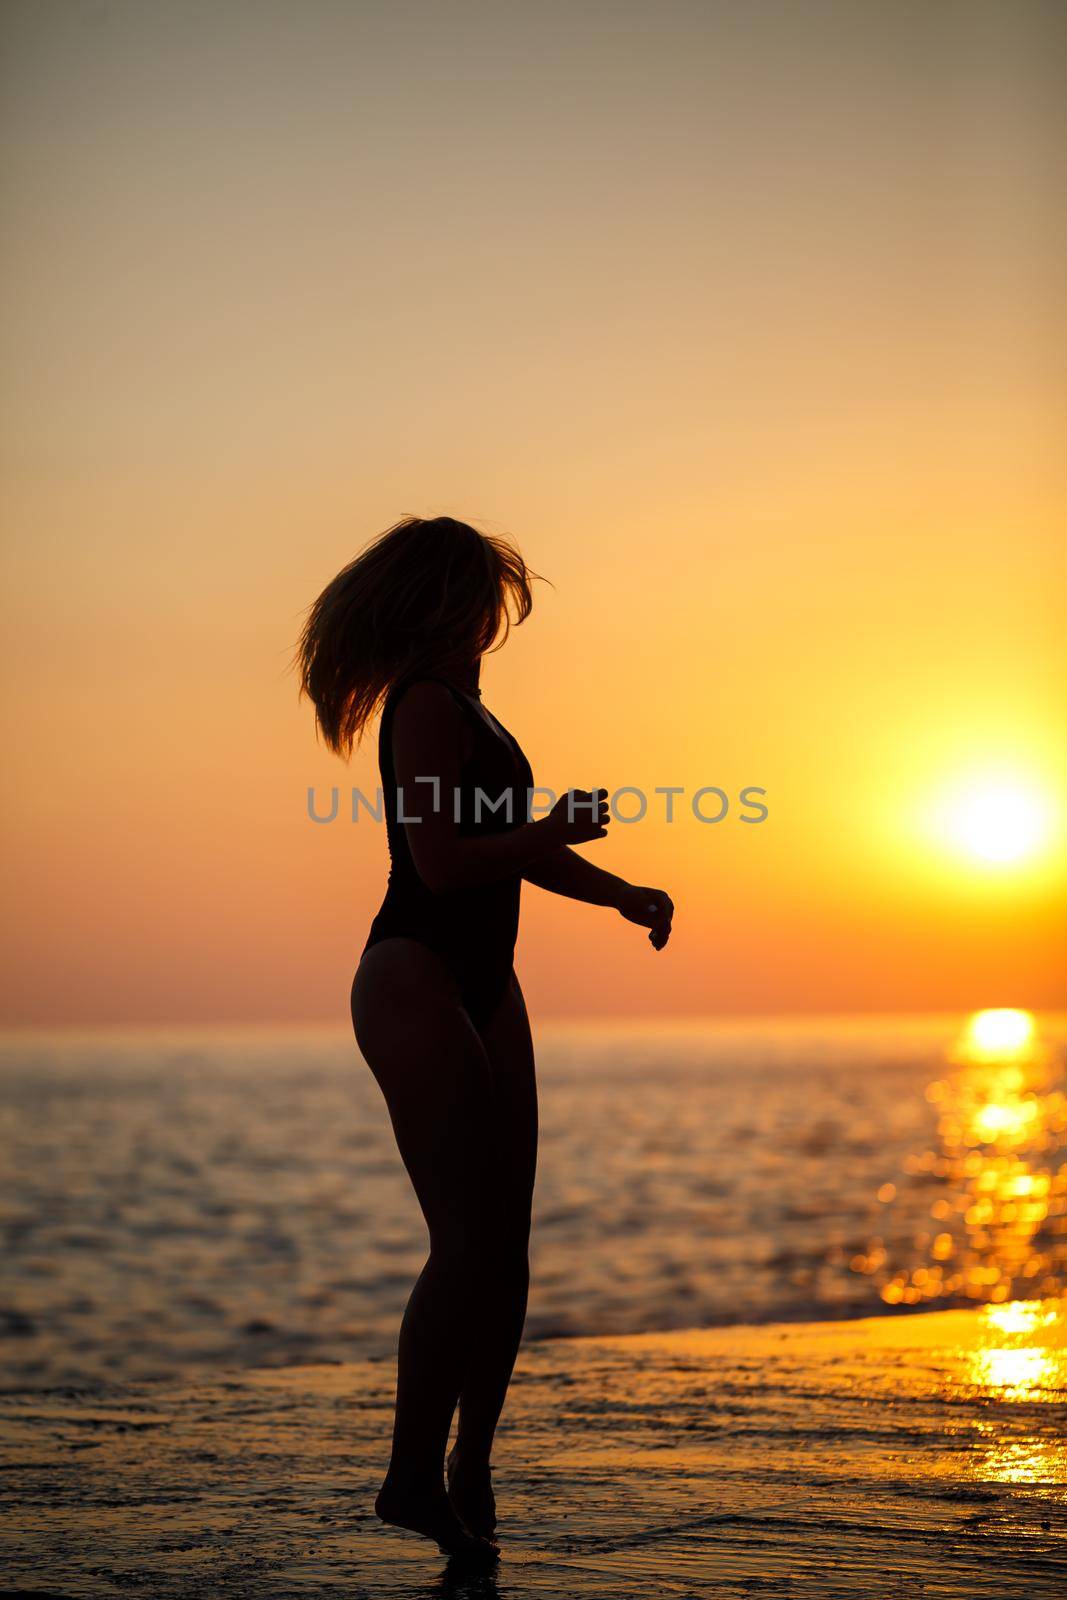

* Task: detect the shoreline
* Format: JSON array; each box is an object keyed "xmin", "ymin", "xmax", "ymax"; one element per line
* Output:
[
  {"xmin": 3, "ymin": 1291, "xmax": 1054, "ymax": 1401},
  {"xmin": 3, "ymin": 1297, "xmax": 1064, "ymax": 1597}
]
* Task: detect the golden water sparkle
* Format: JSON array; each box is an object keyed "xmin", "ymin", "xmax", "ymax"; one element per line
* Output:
[{"xmin": 851, "ymin": 1011, "xmax": 1067, "ymax": 1310}]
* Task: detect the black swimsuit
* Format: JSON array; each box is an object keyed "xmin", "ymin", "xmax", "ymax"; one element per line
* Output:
[{"xmin": 362, "ymin": 676, "xmax": 536, "ymax": 1027}]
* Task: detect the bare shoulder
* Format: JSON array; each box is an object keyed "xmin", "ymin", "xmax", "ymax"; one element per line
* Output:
[
  {"xmin": 391, "ymin": 678, "xmax": 462, "ymax": 731},
  {"xmin": 390, "ymin": 679, "xmax": 467, "ymax": 771}
]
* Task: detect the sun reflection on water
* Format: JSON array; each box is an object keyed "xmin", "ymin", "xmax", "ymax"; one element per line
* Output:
[
  {"xmin": 951, "ymin": 1300, "xmax": 1067, "ymax": 1491},
  {"xmin": 966, "ymin": 1433, "xmax": 1067, "ymax": 1489},
  {"xmin": 982, "ymin": 1300, "xmax": 1059, "ymax": 1337},
  {"xmin": 850, "ymin": 1010, "xmax": 1067, "ymax": 1309},
  {"xmin": 965, "ymin": 1341, "xmax": 1058, "ymax": 1399}
]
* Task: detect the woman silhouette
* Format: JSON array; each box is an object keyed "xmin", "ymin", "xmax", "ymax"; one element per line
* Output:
[{"xmin": 298, "ymin": 516, "xmax": 673, "ymax": 1560}]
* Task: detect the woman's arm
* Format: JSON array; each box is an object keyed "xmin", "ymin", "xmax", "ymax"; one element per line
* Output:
[
  {"xmin": 391, "ymin": 681, "xmax": 610, "ymax": 892},
  {"xmin": 524, "ymin": 846, "xmax": 675, "ymax": 950},
  {"xmin": 522, "ymin": 846, "xmax": 627, "ymax": 907}
]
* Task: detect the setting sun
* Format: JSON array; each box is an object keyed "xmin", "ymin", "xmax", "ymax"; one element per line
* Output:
[
  {"xmin": 963, "ymin": 1008, "xmax": 1037, "ymax": 1061},
  {"xmin": 949, "ymin": 783, "xmax": 1051, "ymax": 866}
]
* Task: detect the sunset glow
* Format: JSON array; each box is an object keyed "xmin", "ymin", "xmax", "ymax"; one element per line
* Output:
[{"xmin": 1, "ymin": 3, "xmax": 1063, "ymax": 1023}]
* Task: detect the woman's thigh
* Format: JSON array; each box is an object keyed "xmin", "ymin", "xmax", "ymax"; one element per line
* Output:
[
  {"xmin": 476, "ymin": 970, "xmax": 538, "ymax": 1235},
  {"xmin": 352, "ymin": 938, "xmax": 497, "ymax": 1245}
]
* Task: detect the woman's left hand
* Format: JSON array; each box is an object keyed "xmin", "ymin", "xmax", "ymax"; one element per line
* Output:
[{"xmin": 616, "ymin": 884, "xmax": 674, "ymax": 950}]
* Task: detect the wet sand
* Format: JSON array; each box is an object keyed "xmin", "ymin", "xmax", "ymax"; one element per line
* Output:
[{"xmin": 2, "ymin": 1299, "xmax": 1064, "ymax": 1598}]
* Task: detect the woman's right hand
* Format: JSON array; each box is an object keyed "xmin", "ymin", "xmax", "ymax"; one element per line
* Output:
[{"xmin": 544, "ymin": 788, "xmax": 611, "ymax": 846}]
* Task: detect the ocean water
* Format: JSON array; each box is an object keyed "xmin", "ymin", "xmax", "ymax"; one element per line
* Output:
[{"xmin": 1, "ymin": 1013, "xmax": 1064, "ymax": 1389}]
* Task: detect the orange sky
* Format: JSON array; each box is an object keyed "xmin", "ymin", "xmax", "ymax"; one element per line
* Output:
[{"xmin": 2, "ymin": 1, "xmax": 1065, "ymax": 1023}]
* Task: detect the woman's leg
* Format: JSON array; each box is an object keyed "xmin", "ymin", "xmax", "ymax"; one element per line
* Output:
[
  {"xmin": 447, "ymin": 971, "xmax": 538, "ymax": 1535},
  {"xmin": 351, "ymin": 938, "xmax": 501, "ymax": 1551}
]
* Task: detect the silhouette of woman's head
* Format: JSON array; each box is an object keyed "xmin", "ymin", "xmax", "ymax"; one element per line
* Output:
[{"xmin": 298, "ymin": 515, "xmax": 535, "ymax": 756}]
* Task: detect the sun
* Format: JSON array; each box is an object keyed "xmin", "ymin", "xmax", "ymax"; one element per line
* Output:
[
  {"xmin": 945, "ymin": 781, "xmax": 1051, "ymax": 867},
  {"xmin": 961, "ymin": 1007, "xmax": 1036, "ymax": 1062}
]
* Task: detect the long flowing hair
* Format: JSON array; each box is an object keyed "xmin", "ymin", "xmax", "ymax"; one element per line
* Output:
[{"xmin": 296, "ymin": 515, "xmax": 536, "ymax": 756}]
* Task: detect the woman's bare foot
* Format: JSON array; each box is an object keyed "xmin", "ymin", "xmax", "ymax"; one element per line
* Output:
[
  {"xmin": 446, "ymin": 1445, "xmax": 497, "ymax": 1542},
  {"xmin": 375, "ymin": 1474, "xmax": 497, "ymax": 1561}
]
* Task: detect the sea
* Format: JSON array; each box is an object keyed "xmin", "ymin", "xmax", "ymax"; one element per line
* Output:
[{"xmin": 1, "ymin": 1012, "xmax": 1064, "ymax": 1389}]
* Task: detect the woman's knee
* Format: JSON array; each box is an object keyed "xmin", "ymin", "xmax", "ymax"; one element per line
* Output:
[
  {"xmin": 426, "ymin": 1241, "xmax": 488, "ymax": 1304},
  {"xmin": 488, "ymin": 1195, "xmax": 532, "ymax": 1255},
  {"xmin": 427, "ymin": 1216, "xmax": 493, "ymax": 1273},
  {"xmin": 428, "ymin": 1214, "xmax": 528, "ymax": 1279},
  {"xmin": 484, "ymin": 1216, "xmax": 532, "ymax": 1284}
]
